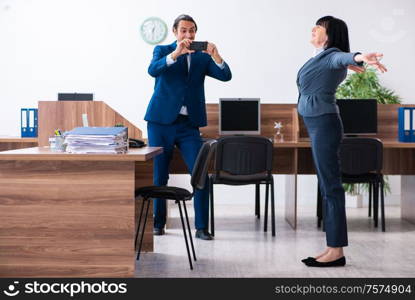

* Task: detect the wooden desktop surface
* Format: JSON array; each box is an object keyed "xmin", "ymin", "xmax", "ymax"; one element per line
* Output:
[
  {"xmin": 0, "ymin": 136, "xmax": 38, "ymax": 143},
  {"xmin": 0, "ymin": 146, "xmax": 162, "ymax": 161},
  {"xmin": 275, "ymin": 139, "xmax": 415, "ymax": 148},
  {"xmin": 0, "ymin": 137, "xmax": 38, "ymax": 152}
]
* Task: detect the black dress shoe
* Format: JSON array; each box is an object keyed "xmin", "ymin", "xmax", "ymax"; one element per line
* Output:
[
  {"xmin": 153, "ymin": 228, "xmax": 165, "ymax": 236},
  {"xmin": 195, "ymin": 229, "xmax": 213, "ymax": 240},
  {"xmin": 304, "ymin": 256, "xmax": 346, "ymax": 267},
  {"xmin": 301, "ymin": 257, "xmax": 315, "ymax": 263}
]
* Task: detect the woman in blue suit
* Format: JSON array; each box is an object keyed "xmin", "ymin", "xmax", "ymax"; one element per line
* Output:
[{"xmin": 297, "ymin": 16, "xmax": 387, "ymax": 267}]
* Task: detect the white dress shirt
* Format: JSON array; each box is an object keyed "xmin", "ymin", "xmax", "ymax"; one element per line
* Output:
[{"xmin": 313, "ymin": 47, "xmax": 325, "ymax": 57}]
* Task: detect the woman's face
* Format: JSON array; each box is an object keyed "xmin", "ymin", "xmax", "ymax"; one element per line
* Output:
[{"xmin": 311, "ymin": 24, "xmax": 328, "ymax": 48}]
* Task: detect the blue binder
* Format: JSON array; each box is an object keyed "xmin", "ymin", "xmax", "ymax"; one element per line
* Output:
[
  {"xmin": 65, "ymin": 127, "xmax": 127, "ymax": 136},
  {"xmin": 412, "ymin": 108, "xmax": 415, "ymax": 142},
  {"xmin": 21, "ymin": 108, "xmax": 38, "ymax": 138},
  {"xmin": 398, "ymin": 107, "xmax": 415, "ymax": 142}
]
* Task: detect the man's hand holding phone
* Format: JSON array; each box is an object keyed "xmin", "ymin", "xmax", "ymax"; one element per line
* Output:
[
  {"xmin": 171, "ymin": 39, "xmax": 224, "ymax": 65},
  {"xmin": 203, "ymin": 42, "xmax": 223, "ymax": 64},
  {"xmin": 171, "ymin": 39, "xmax": 195, "ymax": 61}
]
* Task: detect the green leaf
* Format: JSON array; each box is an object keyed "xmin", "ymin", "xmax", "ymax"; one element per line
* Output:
[{"xmin": 336, "ymin": 67, "xmax": 400, "ymax": 104}]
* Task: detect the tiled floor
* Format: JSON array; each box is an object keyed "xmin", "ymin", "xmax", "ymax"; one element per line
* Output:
[{"xmin": 135, "ymin": 199, "xmax": 415, "ymax": 278}]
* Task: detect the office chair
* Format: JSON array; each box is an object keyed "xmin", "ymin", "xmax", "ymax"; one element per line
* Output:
[
  {"xmin": 317, "ymin": 182, "xmax": 376, "ymax": 228},
  {"xmin": 134, "ymin": 139, "xmax": 216, "ymax": 270},
  {"xmin": 317, "ymin": 138, "xmax": 385, "ymax": 232},
  {"xmin": 209, "ymin": 136, "xmax": 275, "ymax": 236}
]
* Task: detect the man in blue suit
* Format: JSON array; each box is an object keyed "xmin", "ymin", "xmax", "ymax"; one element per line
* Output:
[{"xmin": 145, "ymin": 14, "xmax": 232, "ymax": 240}]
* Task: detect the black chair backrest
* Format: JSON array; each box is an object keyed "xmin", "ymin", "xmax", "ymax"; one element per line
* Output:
[
  {"xmin": 191, "ymin": 139, "xmax": 217, "ymax": 190},
  {"xmin": 340, "ymin": 138, "xmax": 383, "ymax": 175},
  {"xmin": 214, "ymin": 136, "xmax": 273, "ymax": 176}
]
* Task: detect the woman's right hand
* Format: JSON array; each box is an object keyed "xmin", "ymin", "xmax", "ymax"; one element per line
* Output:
[
  {"xmin": 354, "ymin": 53, "xmax": 388, "ymax": 73},
  {"xmin": 171, "ymin": 39, "xmax": 195, "ymax": 61}
]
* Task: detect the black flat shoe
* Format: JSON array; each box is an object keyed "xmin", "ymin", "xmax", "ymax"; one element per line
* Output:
[
  {"xmin": 195, "ymin": 229, "xmax": 213, "ymax": 240},
  {"xmin": 301, "ymin": 257, "xmax": 315, "ymax": 263},
  {"xmin": 304, "ymin": 256, "xmax": 346, "ymax": 267}
]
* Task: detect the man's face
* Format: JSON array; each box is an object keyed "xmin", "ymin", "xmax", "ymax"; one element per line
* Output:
[{"xmin": 173, "ymin": 20, "xmax": 196, "ymax": 41}]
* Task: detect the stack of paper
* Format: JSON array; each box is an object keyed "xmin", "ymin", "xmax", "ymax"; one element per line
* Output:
[{"xmin": 64, "ymin": 127, "xmax": 128, "ymax": 154}]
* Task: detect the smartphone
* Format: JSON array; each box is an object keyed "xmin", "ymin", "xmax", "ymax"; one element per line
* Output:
[{"xmin": 189, "ymin": 41, "xmax": 208, "ymax": 51}]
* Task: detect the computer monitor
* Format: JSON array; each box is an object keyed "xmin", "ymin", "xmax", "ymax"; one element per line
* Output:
[
  {"xmin": 219, "ymin": 98, "xmax": 260, "ymax": 135},
  {"xmin": 58, "ymin": 93, "xmax": 93, "ymax": 101},
  {"xmin": 336, "ymin": 99, "xmax": 377, "ymax": 136}
]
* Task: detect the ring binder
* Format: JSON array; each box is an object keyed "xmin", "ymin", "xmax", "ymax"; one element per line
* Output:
[{"xmin": 21, "ymin": 108, "xmax": 38, "ymax": 138}]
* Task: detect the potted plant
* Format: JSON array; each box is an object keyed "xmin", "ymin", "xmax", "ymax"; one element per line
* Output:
[{"xmin": 336, "ymin": 67, "xmax": 400, "ymax": 206}]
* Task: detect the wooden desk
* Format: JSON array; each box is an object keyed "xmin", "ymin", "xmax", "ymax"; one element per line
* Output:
[
  {"xmin": 171, "ymin": 138, "xmax": 415, "ymax": 229},
  {"xmin": 170, "ymin": 138, "xmax": 415, "ymax": 229},
  {"xmin": 0, "ymin": 146, "xmax": 162, "ymax": 277},
  {"xmin": 170, "ymin": 102, "xmax": 415, "ymax": 230},
  {"xmin": 281, "ymin": 139, "xmax": 415, "ymax": 228},
  {"xmin": 2, "ymin": 102, "xmax": 415, "ymax": 276}
]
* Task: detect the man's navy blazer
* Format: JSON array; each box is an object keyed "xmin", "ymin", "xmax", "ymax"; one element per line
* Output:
[{"xmin": 145, "ymin": 41, "xmax": 232, "ymax": 127}]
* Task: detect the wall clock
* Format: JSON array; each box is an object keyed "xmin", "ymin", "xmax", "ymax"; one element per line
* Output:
[{"xmin": 140, "ymin": 17, "xmax": 168, "ymax": 45}]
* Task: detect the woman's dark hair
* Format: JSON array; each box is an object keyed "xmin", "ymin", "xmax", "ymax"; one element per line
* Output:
[
  {"xmin": 316, "ymin": 16, "xmax": 350, "ymax": 52},
  {"xmin": 173, "ymin": 14, "xmax": 197, "ymax": 32}
]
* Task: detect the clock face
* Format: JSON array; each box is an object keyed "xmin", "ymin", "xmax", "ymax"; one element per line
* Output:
[{"xmin": 140, "ymin": 17, "xmax": 168, "ymax": 45}]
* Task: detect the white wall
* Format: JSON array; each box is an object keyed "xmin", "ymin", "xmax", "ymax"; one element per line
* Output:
[
  {"xmin": 1, "ymin": 0, "xmax": 414, "ymax": 136},
  {"xmin": 0, "ymin": 0, "xmax": 412, "ymax": 205}
]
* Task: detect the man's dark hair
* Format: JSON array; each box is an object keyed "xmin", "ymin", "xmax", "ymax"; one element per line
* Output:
[
  {"xmin": 316, "ymin": 16, "xmax": 350, "ymax": 52},
  {"xmin": 173, "ymin": 14, "xmax": 198, "ymax": 32}
]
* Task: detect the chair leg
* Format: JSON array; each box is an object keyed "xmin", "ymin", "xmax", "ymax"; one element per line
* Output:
[
  {"xmin": 177, "ymin": 201, "xmax": 193, "ymax": 270},
  {"xmin": 321, "ymin": 186, "xmax": 325, "ymax": 232},
  {"xmin": 368, "ymin": 183, "xmax": 372, "ymax": 217},
  {"xmin": 255, "ymin": 183, "xmax": 260, "ymax": 219},
  {"xmin": 264, "ymin": 181, "xmax": 269, "ymax": 232},
  {"xmin": 317, "ymin": 184, "xmax": 323, "ymax": 228},
  {"xmin": 374, "ymin": 182, "xmax": 379, "ymax": 228},
  {"xmin": 380, "ymin": 179, "xmax": 386, "ymax": 232},
  {"xmin": 136, "ymin": 198, "xmax": 150, "ymax": 261},
  {"xmin": 209, "ymin": 178, "xmax": 215, "ymax": 237},
  {"xmin": 270, "ymin": 178, "xmax": 275, "ymax": 237},
  {"xmin": 134, "ymin": 196, "xmax": 146, "ymax": 252},
  {"xmin": 182, "ymin": 200, "xmax": 197, "ymax": 261}
]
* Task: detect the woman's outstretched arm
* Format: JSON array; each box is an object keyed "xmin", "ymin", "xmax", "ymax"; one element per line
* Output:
[{"xmin": 354, "ymin": 53, "xmax": 388, "ymax": 73}]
